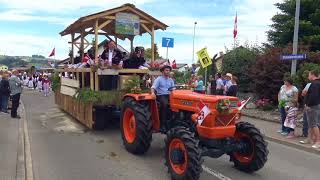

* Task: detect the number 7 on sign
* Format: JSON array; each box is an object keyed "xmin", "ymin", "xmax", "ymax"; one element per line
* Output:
[{"xmin": 166, "ymin": 38, "xmax": 171, "ymax": 47}]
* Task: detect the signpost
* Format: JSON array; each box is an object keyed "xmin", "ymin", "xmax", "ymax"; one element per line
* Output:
[
  {"xmin": 281, "ymin": 54, "xmax": 306, "ymax": 60},
  {"xmin": 197, "ymin": 48, "xmax": 212, "ymax": 87},
  {"xmin": 162, "ymin": 37, "xmax": 174, "ymax": 60}
]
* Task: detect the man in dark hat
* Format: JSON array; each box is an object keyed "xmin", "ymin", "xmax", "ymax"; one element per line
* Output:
[
  {"xmin": 123, "ymin": 47, "xmax": 148, "ymax": 69},
  {"xmin": 151, "ymin": 65, "xmax": 175, "ymax": 132}
]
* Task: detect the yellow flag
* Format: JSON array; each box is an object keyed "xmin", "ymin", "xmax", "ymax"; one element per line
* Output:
[{"xmin": 197, "ymin": 48, "xmax": 212, "ymax": 68}]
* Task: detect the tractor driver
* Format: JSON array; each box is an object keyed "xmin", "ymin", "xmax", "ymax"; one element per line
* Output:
[{"xmin": 151, "ymin": 65, "xmax": 175, "ymax": 132}]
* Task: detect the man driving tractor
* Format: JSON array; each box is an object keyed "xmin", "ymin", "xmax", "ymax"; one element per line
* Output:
[{"xmin": 151, "ymin": 65, "xmax": 175, "ymax": 132}]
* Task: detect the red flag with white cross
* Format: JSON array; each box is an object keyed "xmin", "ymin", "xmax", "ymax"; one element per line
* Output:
[{"xmin": 197, "ymin": 101, "xmax": 211, "ymax": 125}]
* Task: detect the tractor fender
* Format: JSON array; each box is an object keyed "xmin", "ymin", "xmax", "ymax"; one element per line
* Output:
[
  {"xmin": 123, "ymin": 93, "xmax": 156, "ymax": 101},
  {"xmin": 123, "ymin": 93, "xmax": 160, "ymax": 132}
]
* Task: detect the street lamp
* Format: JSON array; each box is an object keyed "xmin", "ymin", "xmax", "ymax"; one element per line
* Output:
[{"xmin": 192, "ymin": 21, "xmax": 197, "ymax": 64}]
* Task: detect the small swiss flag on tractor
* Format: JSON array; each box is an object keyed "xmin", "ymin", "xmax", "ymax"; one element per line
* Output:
[{"xmin": 197, "ymin": 101, "xmax": 211, "ymax": 125}]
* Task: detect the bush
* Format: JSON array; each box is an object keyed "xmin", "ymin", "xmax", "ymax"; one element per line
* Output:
[
  {"xmin": 51, "ymin": 72, "xmax": 60, "ymax": 92},
  {"xmin": 251, "ymin": 47, "xmax": 291, "ymax": 104},
  {"xmin": 293, "ymin": 63, "xmax": 320, "ymax": 90},
  {"xmin": 75, "ymin": 88, "xmax": 124, "ymax": 108},
  {"xmin": 256, "ymin": 98, "xmax": 274, "ymax": 111},
  {"xmin": 222, "ymin": 46, "xmax": 257, "ymax": 92}
]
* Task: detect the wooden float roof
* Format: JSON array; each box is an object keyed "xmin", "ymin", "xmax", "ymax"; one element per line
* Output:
[{"xmin": 60, "ymin": 3, "xmax": 168, "ymax": 39}]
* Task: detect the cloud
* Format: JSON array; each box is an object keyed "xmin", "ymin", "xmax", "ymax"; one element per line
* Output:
[
  {"xmin": 0, "ymin": 33, "xmax": 70, "ymax": 59},
  {"xmin": 0, "ymin": 10, "xmax": 74, "ymax": 25},
  {"xmin": 0, "ymin": 0, "xmax": 284, "ymax": 65},
  {"xmin": 0, "ymin": 0, "xmax": 154, "ymax": 12}
]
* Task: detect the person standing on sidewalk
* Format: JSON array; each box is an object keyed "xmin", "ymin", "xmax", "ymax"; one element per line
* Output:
[
  {"xmin": 226, "ymin": 76, "xmax": 238, "ymax": 97},
  {"xmin": 9, "ymin": 70, "xmax": 23, "ymax": 119},
  {"xmin": 216, "ymin": 73, "xmax": 224, "ymax": 95},
  {"xmin": 304, "ymin": 70, "xmax": 320, "ymax": 149},
  {"xmin": 42, "ymin": 74, "xmax": 51, "ymax": 97},
  {"xmin": 0, "ymin": 72, "xmax": 11, "ymax": 114},
  {"xmin": 277, "ymin": 76, "xmax": 298, "ymax": 136},
  {"xmin": 301, "ymin": 83, "xmax": 312, "ymax": 137}
]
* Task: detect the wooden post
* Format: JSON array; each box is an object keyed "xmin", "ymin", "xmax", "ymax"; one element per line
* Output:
[
  {"xmin": 71, "ymin": 33, "xmax": 74, "ymax": 64},
  {"xmin": 80, "ymin": 31, "xmax": 85, "ymax": 61},
  {"xmin": 94, "ymin": 72, "xmax": 99, "ymax": 91},
  {"xmin": 94, "ymin": 20, "xmax": 99, "ymax": 65},
  {"xmin": 151, "ymin": 25, "xmax": 155, "ymax": 62},
  {"xmin": 81, "ymin": 72, "xmax": 85, "ymax": 88},
  {"xmin": 80, "ymin": 31, "xmax": 85, "ymax": 79},
  {"xmin": 90, "ymin": 72, "xmax": 94, "ymax": 90},
  {"xmin": 130, "ymin": 36, "xmax": 134, "ymax": 53}
]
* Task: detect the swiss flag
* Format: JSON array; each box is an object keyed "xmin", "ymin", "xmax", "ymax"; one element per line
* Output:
[
  {"xmin": 49, "ymin": 48, "xmax": 55, "ymax": 57},
  {"xmin": 197, "ymin": 101, "xmax": 211, "ymax": 125},
  {"xmin": 172, "ymin": 60, "xmax": 177, "ymax": 69},
  {"xmin": 233, "ymin": 13, "xmax": 238, "ymax": 39},
  {"xmin": 83, "ymin": 54, "xmax": 94, "ymax": 65}
]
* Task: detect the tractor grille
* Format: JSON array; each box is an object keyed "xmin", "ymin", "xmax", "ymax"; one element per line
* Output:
[{"xmin": 215, "ymin": 113, "xmax": 236, "ymax": 127}]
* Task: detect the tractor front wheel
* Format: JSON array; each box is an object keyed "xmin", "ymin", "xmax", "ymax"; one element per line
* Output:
[
  {"xmin": 230, "ymin": 122, "xmax": 269, "ymax": 173},
  {"xmin": 120, "ymin": 98, "xmax": 152, "ymax": 154},
  {"xmin": 164, "ymin": 127, "xmax": 202, "ymax": 180}
]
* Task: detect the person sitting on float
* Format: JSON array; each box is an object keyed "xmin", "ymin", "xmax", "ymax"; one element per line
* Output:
[
  {"xmin": 100, "ymin": 40, "xmax": 124, "ymax": 69},
  {"xmin": 123, "ymin": 47, "xmax": 149, "ymax": 69}
]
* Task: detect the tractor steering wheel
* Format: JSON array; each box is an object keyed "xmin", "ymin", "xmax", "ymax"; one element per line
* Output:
[{"xmin": 168, "ymin": 86, "xmax": 176, "ymax": 91}]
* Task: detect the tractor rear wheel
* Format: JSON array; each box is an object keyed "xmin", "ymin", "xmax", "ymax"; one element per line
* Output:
[
  {"xmin": 229, "ymin": 122, "xmax": 269, "ymax": 173},
  {"xmin": 120, "ymin": 98, "xmax": 152, "ymax": 154},
  {"xmin": 164, "ymin": 127, "xmax": 202, "ymax": 180}
]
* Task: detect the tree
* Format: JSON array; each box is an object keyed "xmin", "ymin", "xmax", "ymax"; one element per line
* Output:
[
  {"xmin": 222, "ymin": 46, "xmax": 258, "ymax": 92},
  {"xmin": 144, "ymin": 44, "xmax": 162, "ymax": 60},
  {"xmin": 267, "ymin": 0, "xmax": 320, "ymax": 51}
]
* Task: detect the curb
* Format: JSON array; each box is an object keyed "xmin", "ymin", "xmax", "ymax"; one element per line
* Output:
[
  {"xmin": 16, "ymin": 106, "xmax": 26, "ymax": 180},
  {"xmin": 242, "ymin": 114, "xmax": 319, "ymax": 155},
  {"xmin": 242, "ymin": 113, "xmax": 279, "ymax": 123},
  {"xmin": 265, "ymin": 135, "xmax": 320, "ymax": 155},
  {"xmin": 242, "ymin": 113, "xmax": 303, "ymax": 128},
  {"xmin": 21, "ymin": 101, "xmax": 35, "ymax": 180}
]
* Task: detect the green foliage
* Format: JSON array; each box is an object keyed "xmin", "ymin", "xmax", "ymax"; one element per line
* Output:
[
  {"xmin": 173, "ymin": 70, "xmax": 190, "ymax": 84},
  {"xmin": 293, "ymin": 63, "xmax": 320, "ymax": 90},
  {"xmin": 144, "ymin": 44, "xmax": 162, "ymax": 60},
  {"xmin": 268, "ymin": 0, "xmax": 320, "ymax": 51},
  {"xmin": 123, "ymin": 75, "xmax": 143, "ymax": 93},
  {"xmin": 75, "ymin": 88, "xmax": 125, "ymax": 108},
  {"xmin": 0, "ymin": 56, "xmax": 28, "ymax": 68},
  {"xmin": 251, "ymin": 47, "xmax": 291, "ymax": 104},
  {"xmin": 51, "ymin": 72, "xmax": 60, "ymax": 92},
  {"xmin": 222, "ymin": 47, "xmax": 258, "ymax": 92},
  {"xmin": 31, "ymin": 55, "xmax": 45, "ymax": 59}
]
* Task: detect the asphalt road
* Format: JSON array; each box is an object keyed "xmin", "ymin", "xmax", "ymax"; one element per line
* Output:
[{"xmin": 22, "ymin": 90, "xmax": 320, "ymax": 180}]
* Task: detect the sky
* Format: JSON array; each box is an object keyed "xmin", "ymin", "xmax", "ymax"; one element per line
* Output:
[{"xmin": 0, "ymin": 0, "xmax": 282, "ymax": 64}]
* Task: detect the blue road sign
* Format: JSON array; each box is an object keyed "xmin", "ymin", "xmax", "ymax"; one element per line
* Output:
[
  {"xmin": 162, "ymin": 37, "xmax": 174, "ymax": 48},
  {"xmin": 281, "ymin": 54, "xmax": 306, "ymax": 60}
]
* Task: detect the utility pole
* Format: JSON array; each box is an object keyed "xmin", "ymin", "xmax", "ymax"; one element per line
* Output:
[
  {"xmin": 291, "ymin": 0, "xmax": 300, "ymax": 76},
  {"xmin": 192, "ymin": 22, "xmax": 197, "ymax": 64}
]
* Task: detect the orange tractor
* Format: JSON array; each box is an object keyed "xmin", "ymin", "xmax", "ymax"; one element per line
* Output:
[{"xmin": 120, "ymin": 90, "xmax": 268, "ymax": 180}]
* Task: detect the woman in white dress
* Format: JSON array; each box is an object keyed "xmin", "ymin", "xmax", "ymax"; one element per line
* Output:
[{"xmin": 28, "ymin": 76, "xmax": 34, "ymax": 89}]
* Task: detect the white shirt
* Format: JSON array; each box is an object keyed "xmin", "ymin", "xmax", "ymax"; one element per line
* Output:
[
  {"xmin": 216, "ymin": 78, "xmax": 224, "ymax": 89},
  {"xmin": 108, "ymin": 50, "xmax": 113, "ymax": 63}
]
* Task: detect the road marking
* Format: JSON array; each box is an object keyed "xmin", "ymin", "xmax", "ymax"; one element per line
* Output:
[
  {"xmin": 202, "ymin": 165, "xmax": 232, "ymax": 180},
  {"xmin": 22, "ymin": 102, "xmax": 35, "ymax": 180}
]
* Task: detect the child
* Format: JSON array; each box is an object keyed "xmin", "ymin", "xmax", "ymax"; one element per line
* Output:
[
  {"xmin": 37, "ymin": 76, "xmax": 43, "ymax": 92},
  {"xmin": 28, "ymin": 76, "xmax": 34, "ymax": 89},
  {"xmin": 42, "ymin": 74, "xmax": 50, "ymax": 96},
  {"xmin": 284, "ymin": 101, "xmax": 298, "ymax": 139}
]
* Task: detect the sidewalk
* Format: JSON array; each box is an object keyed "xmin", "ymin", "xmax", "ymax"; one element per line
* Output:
[
  {"xmin": 0, "ymin": 107, "xmax": 25, "ymax": 180},
  {"xmin": 242, "ymin": 112, "xmax": 320, "ymax": 155}
]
